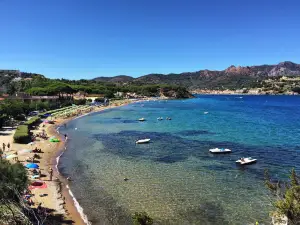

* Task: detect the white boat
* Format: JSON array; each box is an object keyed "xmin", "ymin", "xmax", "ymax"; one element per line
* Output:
[
  {"xmin": 157, "ymin": 117, "xmax": 163, "ymax": 120},
  {"xmin": 136, "ymin": 139, "xmax": 151, "ymax": 144},
  {"xmin": 209, "ymin": 148, "xmax": 231, "ymax": 153},
  {"xmin": 166, "ymin": 117, "xmax": 172, "ymax": 120},
  {"xmin": 204, "ymin": 112, "xmax": 209, "ymax": 114},
  {"xmin": 138, "ymin": 118, "xmax": 146, "ymax": 121},
  {"xmin": 236, "ymin": 157, "xmax": 257, "ymax": 165}
]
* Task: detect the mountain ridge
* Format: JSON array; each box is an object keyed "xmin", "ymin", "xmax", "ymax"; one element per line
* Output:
[{"xmin": 92, "ymin": 61, "xmax": 300, "ymax": 90}]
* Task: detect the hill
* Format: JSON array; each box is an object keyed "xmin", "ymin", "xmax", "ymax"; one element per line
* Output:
[
  {"xmin": 93, "ymin": 61, "xmax": 300, "ymax": 90},
  {"xmin": 93, "ymin": 75, "xmax": 134, "ymax": 83}
]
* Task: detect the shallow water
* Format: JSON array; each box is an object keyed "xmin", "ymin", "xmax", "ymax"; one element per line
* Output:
[{"xmin": 58, "ymin": 95, "xmax": 300, "ymax": 225}]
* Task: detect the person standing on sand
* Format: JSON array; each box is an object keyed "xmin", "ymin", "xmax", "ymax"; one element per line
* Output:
[
  {"xmin": 2, "ymin": 143, "xmax": 5, "ymax": 152},
  {"xmin": 7, "ymin": 143, "xmax": 10, "ymax": 151},
  {"xmin": 48, "ymin": 167, "xmax": 53, "ymax": 181}
]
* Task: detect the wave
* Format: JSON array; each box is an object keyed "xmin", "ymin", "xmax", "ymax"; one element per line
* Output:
[
  {"xmin": 66, "ymin": 184, "xmax": 91, "ymax": 225},
  {"xmin": 55, "ymin": 142, "xmax": 91, "ymax": 224},
  {"xmin": 55, "ymin": 151, "xmax": 64, "ymax": 174}
]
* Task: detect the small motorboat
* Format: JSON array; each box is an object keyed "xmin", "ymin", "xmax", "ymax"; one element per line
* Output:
[
  {"xmin": 157, "ymin": 117, "xmax": 163, "ymax": 120},
  {"xmin": 204, "ymin": 112, "xmax": 209, "ymax": 114},
  {"xmin": 136, "ymin": 139, "xmax": 151, "ymax": 144},
  {"xmin": 209, "ymin": 148, "xmax": 231, "ymax": 153},
  {"xmin": 166, "ymin": 117, "xmax": 172, "ymax": 120},
  {"xmin": 138, "ymin": 118, "xmax": 146, "ymax": 121},
  {"xmin": 236, "ymin": 157, "xmax": 257, "ymax": 165}
]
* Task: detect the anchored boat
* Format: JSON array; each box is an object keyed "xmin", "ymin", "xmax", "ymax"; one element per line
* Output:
[
  {"xmin": 209, "ymin": 148, "xmax": 231, "ymax": 153},
  {"xmin": 136, "ymin": 139, "xmax": 151, "ymax": 144},
  {"xmin": 236, "ymin": 157, "xmax": 257, "ymax": 165}
]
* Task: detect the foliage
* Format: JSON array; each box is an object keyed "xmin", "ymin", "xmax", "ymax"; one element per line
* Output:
[
  {"xmin": 13, "ymin": 125, "xmax": 30, "ymax": 144},
  {"xmin": 265, "ymin": 168, "xmax": 300, "ymax": 224},
  {"xmin": 0, "ymin": 159, "xmax": 28, "ymax": 201},
  {"xmin": 23, "ymin": 116, "xmax": 40, "ymax": 127},
  {"xmin": 0, "ymin": 100, "xmax": 27, "ymax": 120},
  {"xmin": 292, "ymin": 87, "xmax": 300, "ymax": 94},
  {"xmin": 73, "ymin": 99, "xmax": 86, "ymax": 105},
  {"xmin": 132, "ymin": 212, "xmax": 153, "ymax": 225},
  {"xmin": 94, "ymin": 98, "xmax": 104, "ymax": 103}
]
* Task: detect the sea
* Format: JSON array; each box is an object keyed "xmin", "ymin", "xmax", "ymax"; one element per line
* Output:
[{"xmin": 58, "ymin": 95, "xmax": 300, "ymax": 225}]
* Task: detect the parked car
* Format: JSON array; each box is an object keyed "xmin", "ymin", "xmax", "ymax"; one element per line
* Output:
[{"xmin": 29, "ymin": 111, "xmax": 39, "ymax": 116}]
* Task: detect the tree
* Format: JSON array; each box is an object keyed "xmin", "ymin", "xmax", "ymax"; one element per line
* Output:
[
  {"xmin": 0, "ymin": 159, "xmax": 28, "ymax": 201},
  {"xmin": 292, "ymin": 87, "xmax": 300, "ymax": 94},
  {"xmin": 265, "ymin": 168, "xmax": 300, "ymax": 224},
  {"xmin": 132, "ymin": 212, "xmax": 153, "ymax": 225}
]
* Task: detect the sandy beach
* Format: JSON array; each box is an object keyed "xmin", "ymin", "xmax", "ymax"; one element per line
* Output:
[{"xmin": 0, "ymin": 99, "xmax": 143, "ymax": 225}]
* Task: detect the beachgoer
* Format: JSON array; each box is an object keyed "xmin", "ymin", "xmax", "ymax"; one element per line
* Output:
[
  {"xmin": 48, "ymin": 168, "xmax": 53, "ymax": 181},
  {"xmin": 64, "ymin": 134, "xmax": 68, "ymax": 139},
  {"xmin": 37, "ymin": 203, "xmax": 43, "ymax": 214},
  {"xmin": 2, "ymin": 143, "xmax": 5, "ymax": 152},
  {"xmin": 7, "ymin": 143, "xmax": 10, "ymax": 150}
]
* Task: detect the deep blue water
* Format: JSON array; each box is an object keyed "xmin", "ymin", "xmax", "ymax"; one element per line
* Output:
[{"xmin": 58, "ymin": 95, "xmax": 300, "ymax": 225}]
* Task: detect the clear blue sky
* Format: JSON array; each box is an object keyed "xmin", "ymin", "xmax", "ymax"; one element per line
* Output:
[{"xmin": 1, "ymin": 0, "xmax": 300, "ymax": 79}]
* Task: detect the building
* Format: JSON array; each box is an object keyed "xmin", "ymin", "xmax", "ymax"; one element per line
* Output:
[{"xmin": 4, "ymin": 92, "xmax": 59, "ymax": 103}]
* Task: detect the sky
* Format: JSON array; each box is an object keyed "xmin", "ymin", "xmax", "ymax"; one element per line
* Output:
[{"xmin": 0, "ymin": 0, "xmax": 300, "ymax": 79}]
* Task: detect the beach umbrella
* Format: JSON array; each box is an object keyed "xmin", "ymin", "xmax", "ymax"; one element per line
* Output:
[
  {"xmin": 18, "ymin": 149, "xmax": 32, "ymax": 155},
  {"xmin": 25, "ymin": 163, "xmax": 39, "ymax": 169},
  {"xmin": 6, "ymin": 154, "xmax": 17, "ymax": 159}
]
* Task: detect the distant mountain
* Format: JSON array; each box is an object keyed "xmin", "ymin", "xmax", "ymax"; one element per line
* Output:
[
  {"xmin": 92, "ymin": 61, "xmax": 300, "ymax": 90},
  {"xmin": 93, "ymin": 75, "xmax": 134, "ymax": 83}
]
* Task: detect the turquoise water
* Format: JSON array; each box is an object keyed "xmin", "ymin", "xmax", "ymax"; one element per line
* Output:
[{"xmin": 58, "ymin": 95, "xmax": 300, "ymax": 225}]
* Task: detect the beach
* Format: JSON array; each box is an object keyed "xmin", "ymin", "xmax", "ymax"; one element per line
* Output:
[
  {"xmin": 0, "ymin": 99, "xmax": 142, "ymax": 225},
  {"xmin": 56, "ymin": 95, "xmax": 300, "ymax": 224}
]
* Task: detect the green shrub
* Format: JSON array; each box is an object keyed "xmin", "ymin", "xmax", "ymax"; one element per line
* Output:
[
  {"xmin": 74, "ymin": 99, "xmax": 87, "ymax": 105},
  {"xmin": 24, "ymin": 116, "xmax": 40, "ymax": 127},
  {"xmin": 132, "ymin": 212, "xmax": 153, "ymax": 225},
  {"xmin": 292, "ymin": 86, "xmax": 300, "ymax": 94},
  {"xmin": 13, "ymin": 125, "xmax": 30, "ymax": 144},
  {"xmin": 95, "ymin": 97, "xmax": 104, "ymax": 103},
  {"xmin": 0, "ymin": 159, "xmax": 28, "ymax": 200}
]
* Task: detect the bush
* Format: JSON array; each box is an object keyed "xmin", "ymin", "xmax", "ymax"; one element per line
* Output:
[
  {"xmin": 74, "ymin": 99, "xmax": 86, "ymax": 105},
  {"xmin": 265, "ymin": 168, "xmax": 300, "ymax": 224},
  {"xmin": 292, "ymin": 86, "xmax": 300, "ymax": 94},
  {"xmin": 0, "ymin": 159, "xmax": 28, "ymax": 200},
  {"xmin": 95, "ymin": 98, "xmax": 104, "ymax": 103},
  {"xmin": 13, "ymin": 125, "xmax": 30, "ymax": 144},
  {"xmin": 132, "ymin": 212, "xmax": 153, "ymax": 225},
  {"xmin": 24, "ymin": 116, "xmax": 40, "ymax": 127}
]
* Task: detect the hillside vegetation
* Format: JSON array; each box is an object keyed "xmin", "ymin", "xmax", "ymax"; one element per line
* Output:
[
  {"xmin": 1, "ymin": 61, "xmax": 300, "ymax": 95},
  {"xmin": 93, "ymin": 61, "xmax": 300, "ymax": 91}
]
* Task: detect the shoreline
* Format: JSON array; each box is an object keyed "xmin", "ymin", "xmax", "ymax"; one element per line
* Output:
[
  {"xmin": 191, "ymin": 90, "xmax": 299, "ymax": 95},
  {"xmin": 47, "ymin": 99, "xmax": 146, "ymax": 224}
]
